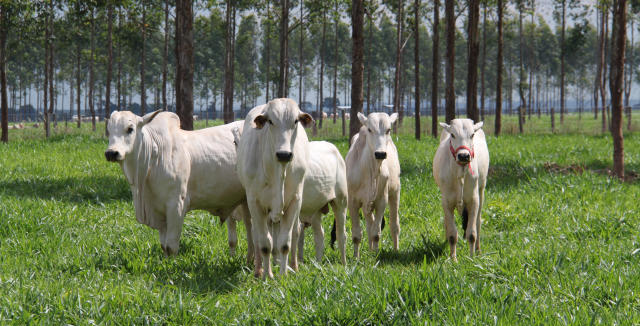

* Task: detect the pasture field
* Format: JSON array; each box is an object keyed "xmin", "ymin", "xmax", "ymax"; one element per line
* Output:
[{"xmin": 1, "ymin": 114, "xmax": 639, "ymax": 324}]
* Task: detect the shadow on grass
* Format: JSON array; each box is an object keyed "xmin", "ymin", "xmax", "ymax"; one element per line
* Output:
[
  {"xmin": 377, "ymin": 235, "xmax": 446, "ymax": 266},
  {"xmin": 0, "ymin": 175, "xmax": 130, "ymax": 204}
]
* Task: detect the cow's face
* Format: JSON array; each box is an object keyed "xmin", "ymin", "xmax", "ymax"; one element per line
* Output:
[
  {"xmin": 440, "ymin": 119, "xmax": 483, "ymax": 165},
  {"xmin": 358, "ymin": 112, "xmax": 397, "ymax": 161},
  {"xmin": 105, "ymin": 110, "xmax": 161, "ymax": 162},
  {"xmin": 253, "ymin": 98, "xmax": 313, "ymax": 163}
]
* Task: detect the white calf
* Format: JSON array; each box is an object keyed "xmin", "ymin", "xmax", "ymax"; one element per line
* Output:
[
  {"xmin": 433, "ymin": 119, "xmax": 489, "ymax": 260},
  {"xmin": 346, "ymin": 112, "xmax": 401, "ymax": 258}
]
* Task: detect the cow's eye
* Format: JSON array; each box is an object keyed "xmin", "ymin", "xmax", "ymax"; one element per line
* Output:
[
  {"xmin": 127, "ymin": 127, "xmax": 134, "ymax": 134},
  {"xmin": 268, "ymin": 119, "xmax": 273, "ymax": 125},
  {"xmin": 450, "ymin": 133, "xmax": 456, "ymax": 139},
  {"xmin": 386, "ymin": 129, "xmax": 391, "ymax": 134},
  {"xmin": 368, "ymin": 128, "xmax": 372, "ymax": 133},
  {"xmin": 471, "ymin": 133, "xmax": 475, "ymax": 138}
]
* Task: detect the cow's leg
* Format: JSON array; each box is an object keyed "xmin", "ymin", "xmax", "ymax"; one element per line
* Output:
[
  {"xmin": 442, "ymin": 196, "xmax": 458, "ymax": 262},
  {"xmin": 158, "ymin": 224, "xmax": 168, "ymax": 256},
  {"xmin": 310, "ymin": 212, "xmax": 325, "ymax": 262},
  {"xmin": 289, "ymin": 217, "xmax": 300, "ymax": 272},
  {"xmin": 464, "ymin": 189, "xmax": 480, "ymax": 257},
  {"xmin": 365, "ymin": 206, "xmax": 376, "ymax": 251},
  {"xmin": 248, "ymin": 200, "xmax": 271, "ymax": 279},
  {"xmin": 330, "ymin": 199, "xmax": 347, "ymax": 264},
  {"xmin": 276, "ymin": 197, "xmax": 302, "ymax": 275},
  {"xmin": 371, "ymin": 197, "xmax": 387, "ymax": 252},
  {"xmin": 297, "ymin": 221, "xmax": 308, "ymax": 263},
  {"xmin": 165, "ymin": 199, "xmax": 186, "ymax": 256},
  {"xmin": 388, "ymin": 186, "xmax": 401, "ymax": 251},
  {"xmin": 225, "ymin": 215, "xmax": 237, "ymax": 256},
  {"xmin": 349, "ymin": 198, "xmax": 363, "ymax": 259},
  {"xmin": 239, "ymin": 203, "xmax": 255, "ymax": 266},
  {"xmin": 475, "ymin": 186, "xmax": 485, "ymax": 254}
]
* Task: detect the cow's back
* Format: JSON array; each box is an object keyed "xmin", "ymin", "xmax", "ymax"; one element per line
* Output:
[{"xmin": 300, "ymin": 141, "xmax": 345, "ymax": 215}]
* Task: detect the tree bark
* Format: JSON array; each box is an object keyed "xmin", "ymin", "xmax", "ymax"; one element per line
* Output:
[
  {"xmin": 518, "ymin": 1, "xmax": 525, "ymax": 133},
  {"xmin": 366, "ymin": 8, "xmax": 372, "ymax": 116},
  {"xmin": 162, "ymin": 0, "xmax": 168, "ymax": 111},
  {"xmin": 624, "ymin": 17, "xmax": 633, "ymax": 130},
  {"xmin": 495, "ymin": 0, "xmax": 503, "ymax": 136},
  {"xmin": 223, "ymin": 0, "xmax": 235, "ymax": 123},
  {"xmin": 601, "ymin": 7, "xmax": 609, "ymax": 133},
  {"xmin": 0, "ymin": 5, "xmax": 8, "ymax": 143},
  {"xmin": 117, "ymin": 7, "xmax": 122, "ymax": 111},
  {"xmin": 278, "ymin": 0, "xmax": 290, "ymax": 98},
  {"xmin": 431, "ymin": 0, "xmax": 439, "ymax": 137},
  {"xmin": 265, "ymin": 0, "xmax": 271, "ymax": 103},
  {"xmin": 444, "ymin": 0, "xmax": 455, "ymax": 123},
  {"xmin": 299, "ymin": 0, "xmax": 304, "ymax": 106},
  {"xmin": 318, "ymin": 6, "xmax": 326, "ymax": 129},
  {"xmin": 106, "ymin": 3, "xmax": 113, "ymax": 135},
  {"xmin": 77, "ymin": 28, "xmax": 81, "ymax": 128},
  {"xmin": 175, "ymin": 0, "xmax": 194, "ymax": 129},
  {"xmin": 333, "ymin": 1, "xmax": 339, "ymax": 124},
  {"xmin": 413, "ymin": 0, "xmax": 420, "ymax": 139},
  {"xmin": 610, "ymin": 0, "xmax": 626, "ymax": 179},
  {"xmin": 350, "ymin": 0, "xmax": 365, "ymax": 141},
  {"xmin": 141, "ymin": 2, "xmax": 147, "ymax": 116},
  {"xmin": 467, "ymin": 0, "xmax": 480, "ymax": 122},
  {"xmin": 480, "ymin": 2, "xmax": 486, "ymax": 122},
  {"xmin": 89, "ymin": 8, "xmax": 96, "ymax": 131},
  {"xmin": 392, "ymin": 0, "xmax": 404, "ymax": 132},
  {"xmin": 560, "ymin": 0, "xmax": 566, "ymax": 124}
]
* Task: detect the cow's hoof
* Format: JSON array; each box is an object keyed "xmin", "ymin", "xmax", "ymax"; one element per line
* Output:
[{"xmin": 254, "ymin": 268, "xmax": 264, "ymax": 279}]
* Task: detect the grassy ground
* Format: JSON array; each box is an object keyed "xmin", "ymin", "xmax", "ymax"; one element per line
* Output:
[{"xmin": 1, "ymin": 114, "xmax": 639, "ymax": 324}]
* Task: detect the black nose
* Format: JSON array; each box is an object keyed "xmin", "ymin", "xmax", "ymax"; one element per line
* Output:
[
  {"xmin": 457, "ymin": 153, "xmax": 470, "ymax": 162},
  {"xmin": 374, "ymin": 151, "xmax": 387, "ymax": 160},
  {"xmin": 276, "ymin": 151, "xmax": 293, "ymax": 162},
  {"xmin": 105, "ymin": 150, "xmax": 119, "ymax": 162}
]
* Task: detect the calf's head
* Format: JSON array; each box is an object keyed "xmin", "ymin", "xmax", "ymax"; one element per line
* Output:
[
  {"xmin": 105, "ymin": 110, "xmax": 162, "ymax": 162},
  {"xmin": 357, "ymin": 112, "xmax": 398, "ymax": 160},
  {"xmin": 253, "ymin": 98, "xmax": 313, "ymax": 163},
  {"xmin": 440, "ymin": 119, "xmax": 483, "ymax": 165}
]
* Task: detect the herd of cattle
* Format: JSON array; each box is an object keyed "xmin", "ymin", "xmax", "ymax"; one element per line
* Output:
[{"xmin": 105, "ymin": 98, "xmax": 489, "ymax": 279}]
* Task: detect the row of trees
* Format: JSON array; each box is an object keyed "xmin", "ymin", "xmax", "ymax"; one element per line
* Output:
[{"xmin": 0, "ymin": 0, "xmax": 633, "ymax": 178}]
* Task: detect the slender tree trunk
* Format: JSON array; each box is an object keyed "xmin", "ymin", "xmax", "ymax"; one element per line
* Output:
[
  {"xmin": 223, "ymin": 0, "xmax": 235, "ymax": 123},
  {"xmin": 175, "ymin": 0, "xmax": 194, "ymax": 129},
  {"xmin": 413, "ymin": 0, "xmax": 420, "ymax": 139},
  {"xmin": 318, "ymin": 6, "xmax": 326, "ymax": 129},
  {"xmin": 495, "ymin": 0, "xmax": 503, "ymax": 136},
  {"xmin": 162, "ymin": 0, "xmax": 168, "ymax": 111},
  {"xmin": 333, "ymin": 2, "xmax": 339, "ymax": 124},
  {"xmin": 624, "ymin": 17, "xmax": 633, "ymax": 130},
  {"xmin": 601, "ymin": 7, "xmax": 609, "ymax": 132},
  {"xmin": 106, "ymin": 3, "xmax": 113, "ymax": 135},
  {"xmin": 117, "ymin": 7, "xmax": 122, "ymax": 111},
  {"xmin": 49, "ymin": 1, "xmax": 55, "ymax": 133},
  {"xmin": 89, "ymin": 8, "xmax": 96, "ymax": 131},
  {"xmin": 350, "ymin": 0, "xmax": 365, "ymax": 141},
  {"xmin": 0, "ymin": 5, "xmax": 7, "ymax": 143},
  {"xmin": 299, "ymin": 0, "xmax": 304, "ymax": 105},
  {"xmin": 141, "ymin": 2, "xmax": 147, "ymax": 116},
  {"xmin": 77, "ymin": 41, "xmax": 81, "ymax": 128},
  {"xmin": 610, "ymin": 0, "xmax": 626, "ymax": 179},
  {"xmin": 560, "ymin": 0, "xmax": 566, "ymax": 124},
  {"xmin": 392, "ymin": 0, "xmax": 404, "ymax": 132},
  {"xmin": 265, "ymin": 0, "xmax": 271, "ymax": 103},
  {"xmin": 518, "ymin": 1, "xmax": 525, "ymax": 133},
  {"xmin": 278, "ymin": 0, "xmax": 290, "ymax": 98},
  {"xmin": 467, "ymin": 0, "xmax": 480, "ymax": 122},
  {"xmin": 445, "ymin": 0, "xmax": 455, "ymax": 123},
  {"xmin": 480, "ymin": 2, "xmax": 486, "ymax": 122},
  {"xmin": 366, "ymin": 9, "xmax": 372, "ymax": 116},
  {"xmin": 431, "ymin": 0, "xmax": 439, "ymax": 137}
]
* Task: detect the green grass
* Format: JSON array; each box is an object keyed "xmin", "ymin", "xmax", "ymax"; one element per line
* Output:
[{"xmin": 1, "ymin": 115, "xmax": 639, "ymax": 324}]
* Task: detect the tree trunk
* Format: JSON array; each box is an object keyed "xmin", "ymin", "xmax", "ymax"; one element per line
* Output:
[
  {"xmin": 0, "ymin": 6, "xmax": 7, "ymax": 143},
  {"xmin": 601, "ymin": 7, "xmax": 609, "ymax": 133},
  {"xmin": 560, "ymin": 0, "xmax": 565, "ymax": 124},
  {"xmin": 318, "ymin": 6, "xmax": 326, "ymax": 129},
  {"xmin": 392, "ymin": 0, "xmax": 404, "ymax": 132},
  {"xmin": 444, "ymin": 0, "xmax": 455, "ymax": 123},
  {"xmin": 49, "ymin": 1, "xmax": 55, "ymax": 133},
  {"xmin": 141, "ymin": 2, "xmax": 147, "ymax": 116},
  {"xmin": 495, "ymin": 0, "xmax": 503, "ymax": 136},
  {"xmin": 467, "ymin": 0, "xmax": 480, "ymax": 122},
  {"xmin": 350, "ymin": 0, "xmax": 365, "ymax": 141},
  {"xmin": 77, "ymin": 40, "xmax": 81, "ymax": 128},
  {"xmin": 366, "ymin": 9, "xmax": 372, "ymax": 116},
  {"xmin": 265, "ymin": 0, "xmax": 271, "ymax": 103},
  {"xmin": 413, "ymin": 0, "xmax": 420, "ymax": 139},
  {"xmin": 299, "ymin": 0, "xmax": 304, "ymax": 105},
  {"xmin": 518, "ymin": 1, "xmax": 525, "ymax": 134},
  {"xmin": 106, "ymin": 3, "xmax": 113, "ymax": 135},
  {"xmin": 175, "ymin": 0, "xmax": 194, "ymax": 129},
  {"xmin": 480, "ymin": 2, "xmax": 486, "ymax": 122},
  {"xmin": 162, "ymin": 0, "xmax": 168, "ymax": 111},
  {"xmin": 117, "ymin": 7, "xmax": 122, "ymax": 111},
  {"xmin": 624, "ymin": 17, "xmax": 633, "ymax": 130},
  {"xmin": 333, "ymin": 1, "xmax": 338, "ymax": 124},
  {"xmin": 610, "ymin": 0, "xmax": 626, "ymax": 179},
  {"xmin": 278, "ymin": 0, "xmax": 290, "ymax": 98},
  {"xmin": 431, "ymin": 0, "xmax": 439, "ymax": 137},
  {"xmin": 223, "ymin": 0, "xmax": 235, "ymax": 123},
  {"xmin": 89, "ymin": 8, "xmax": 96, "ymax": 131}
]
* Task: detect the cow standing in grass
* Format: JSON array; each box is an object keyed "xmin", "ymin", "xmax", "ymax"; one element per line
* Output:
[
  {"xmin": 105, "ymin": 110, "xmax": 253, "ymax": 262},
  {"xmin": 346, "ymin": 112, "xmax": 401, "ymax": 258},
  {"xmin": 235, "ymin": 99, "xmax": 313, "ymax": 279},
  {"xmin": 433, "ymin": 119, "xmax": 489, "ymax": 260}
]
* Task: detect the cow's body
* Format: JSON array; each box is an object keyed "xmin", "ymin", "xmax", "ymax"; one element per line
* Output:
[
  {"xmin": 294, "ymin": 141, "xmax": 347, "ymax": 264},
  {"xmin": 105, "ymin": 111, "xmax": 253, "ymax": 260},
  {"xmin": 346, "ymin": 112, "xmax": 401, "ymax": 258},
  {"xmin": 236, "ymin": 99, "xmax": 313, "ymax": 278},
  {"xmin": 433, "ymin": 119, "xmax": 489, "ymax": 260}
]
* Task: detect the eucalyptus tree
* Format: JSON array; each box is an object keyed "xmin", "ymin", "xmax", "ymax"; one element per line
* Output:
[
  {"xmin": 610, "ymin": 0, "xmax": 626, "ymax": 179},
  {"xmin": 176, "ymin": 0, "xmax": 193, "ymax": 129},
  {"xmin": 467, "ymin": 0, "xmax": 480, "ymax": 122},
  {"xmin": 350, "ymin": 0, "xmax": 365, "ymax": 141}
]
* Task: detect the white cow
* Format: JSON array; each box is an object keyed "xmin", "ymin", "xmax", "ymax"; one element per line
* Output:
[
  {"xmin": 433, "ymin": 119, "xmax": 489, "ymax": 261},
  {"xmin": 293, "ymin": 141, "xmax": 347, "ymax": 265},
  {"xmin": 346, "ymin": 112, "xmax": 401, "ymax": 258},
  {"xmin": 235, "ymin": 98, "xmax": 313, "ymax": 279},
  {"xmin": 105, "ymin": 110, "xmax": 253, "ymax": 261}
]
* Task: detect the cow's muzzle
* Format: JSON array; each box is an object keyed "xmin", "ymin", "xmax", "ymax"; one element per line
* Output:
[
  {"xmin": 105, "ymin": 149, "xmax": 121, "ymax": 162},
  {"xmin": 374, "ymin": 151, "xmax": 387, "ymax": 160},
  {"xmin": 457, "ymin": 152, "xmax": 471, "ymax": 163},
  {"xmin": 276, "ymin": 151, "xmax": 293, "ymax": 162}
]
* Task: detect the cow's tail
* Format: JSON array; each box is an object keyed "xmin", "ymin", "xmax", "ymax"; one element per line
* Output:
[
  {"xmin": 462, "ymin": 207, "xmax": 468, "ymax": 238},
  {"xmin": 330, "ymin": 218, "xmax": 337, "ymax": 249}
]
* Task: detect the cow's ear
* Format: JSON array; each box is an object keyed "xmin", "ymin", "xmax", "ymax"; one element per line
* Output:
[
  {"xmin": 140, "ymin": 110, "xmax": 162, "ymax": 127},
  {"xmin": 231, "ymin": 127, "xmax": 242, "ymax": 147},
  {"xmin": 357, "ymin": 112, "xmax": 367, "ymax": 125},
  {"xmin": 254, "ymin": 115, "xmax": 268, "ymax": 129},
  {"xmin": 298, "ymin": 112, "xmax": 314, "ymax": 128},
  {"xmin": 439, "ymin": 122, "xmax": 451, "ymax": 133},
  {"xmin": 388, "ymin": 113, "xmax": 398, "ymax": 124},
  {"xmin": 473, "ymin": 121, "xmax": 484, "ymax": 131}
]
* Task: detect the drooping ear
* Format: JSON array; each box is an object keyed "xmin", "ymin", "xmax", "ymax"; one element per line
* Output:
[
  {"xmin": 357, "ymin": 112, "xmax": 367, "ymax": 125},
  {"xmin": 231, "ymin": 127, "xmax": 242, "ymax": 147},
  {"xmin": 139, "ymin": 110, "xmax": 162, "ymax": 127},
  {"xmin": 439, "ymin": 122, "xmax": 451, "ymax": 133},
  {"xmin": 298, "ymin": 112, "xmax": 314, "ymax": 128},
  {"xmin": 254, "ymin": 115, "xmax": 268, "ymax": 129},
  {"xmin": 473, "ymin": 121, "xmax": 484, "ymax": 132},
  {"xmin": 388, "ymin": 113, "xmax": 398, "ymax": 124}
]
